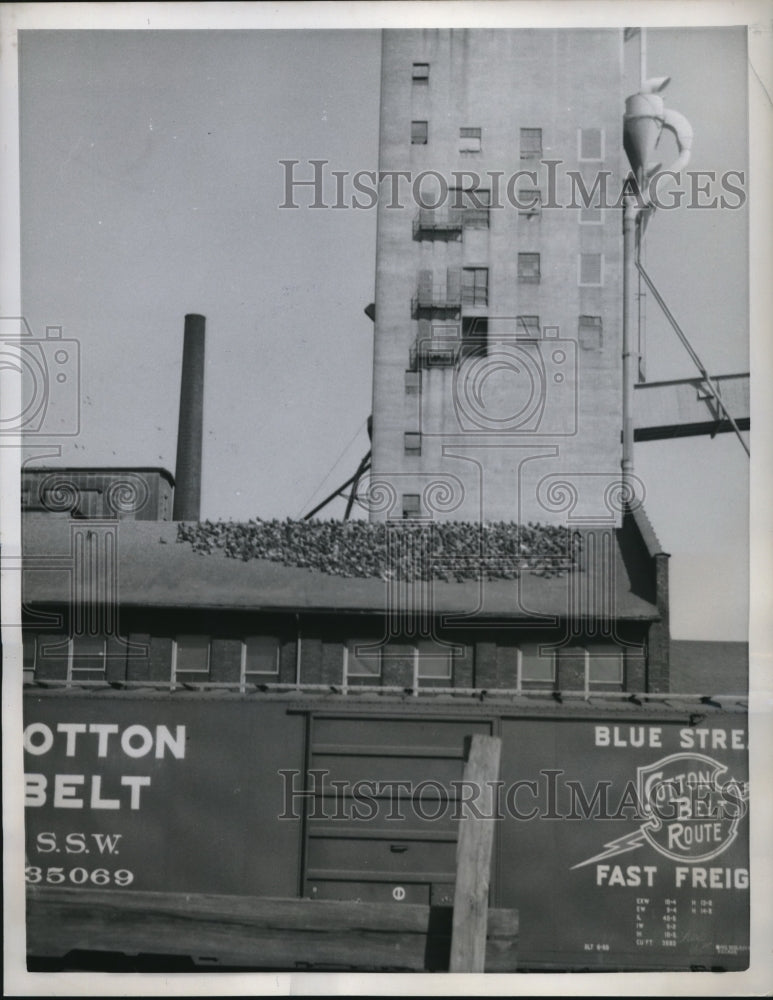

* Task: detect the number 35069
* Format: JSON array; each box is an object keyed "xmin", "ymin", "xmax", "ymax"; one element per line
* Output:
[{"xmin": 25, "ymin": 866, "xmax": 134, "ymax": 887}]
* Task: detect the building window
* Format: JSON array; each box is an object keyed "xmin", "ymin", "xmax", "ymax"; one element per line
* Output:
[
  {"xmin": 519, "ymin": 644, "xmax": 556, "ymax": 686},
  {"xmin": 404, "ymin": 432, "xmax": 422, "ymax": 456},
  {"xmin": 416, "ymin": 640, "xmax": 453, "ymax": 682},
  {"xmin": 578, "ymin": 315, "xmax": 603, "ymax": 350},
  {"xmin": 402, "ymin": 494, "xmax": 421, "ymax": 519},
  {"xmin": 517, "ymin": 186, "xmax": 542, "ymax": 216},
  {"xmin": 579, "ymin": 127, "xmax": 604, "ymax": 161},
  {"xmin": 242, "ymin": 635, "xmax": 279, "ymax": 681},
  {"xmin": 520, "ymin": 127, "xmax": 542, "ymax": 159},
  {"xmin": 415, "ymin": 268, "xmax": 463, "ymax": 312},
  {"xmin": 69, "ymin": 635, "xmax": 107, "ymax": 683},
  {"xmin": 461, "ymin": 317, "xmax": 488, "ymax": 357},
  {"xmin": 343, "ymin": 640, "xmax": 455, "ymax": 687},
  {"xmin": 345, "ymin": 639, "xmax": 382, "ymax": 681},
  {"xmin": 450, "ymin": 187, "xmax": 490, "ymax": 228},
  {"xmin": 586, "ymin": 644, "xmax": 624, "ymax": 689},
  {"xmin": 459, "ymin": 127, "xmax": 481, "ymax": 153},
  {"xmin": 579, "ymin": 253, "xmax": 603, "ymax": 286},
  {"xmin": 23, "ymin": 632, "xmax": 36, "ymax": 683},
  {"xmin": 173, "ymin": 635, "xmax": 210, "ymax": 684},
  {"xmin": 462, "ymin": 267, "xmax": 489, "ymax": 307},
  {"xmin": 518, "ymin": 252, "xmax": 541, "ymax": 283},
  {"xmin": 412, "ymin": 62, "xmax": 429, "ymax": 82},
  {"xmin": 405, "ymin": 370, "xmax": 421, "ymax": 394},
  {"xmin": 516, "ymin": 315, "xmax": 540, "ymax": 340},
  {"xmin": 579, "ymin": 205, "xmax": 603, "ymax": 224},
  {"xmin": 499, "ymin": 644, "xmax": 556, "ymax": 690},
  {"xmin": 411, "ymin": 120, "xmax": 428, "ymax": 145}
]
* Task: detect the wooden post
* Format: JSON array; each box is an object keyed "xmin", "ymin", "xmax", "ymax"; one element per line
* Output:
[{"xmin": 449, "ymin": 733, "xmax": 502, "ymax": 973}]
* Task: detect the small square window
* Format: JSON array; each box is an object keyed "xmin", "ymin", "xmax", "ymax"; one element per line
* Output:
[
  {"xmin": 518, "ymin": 252, "xmax": 541, "ymax": 283},
  {"xmin": 174, "ymin": 635, "xmax": 210, "ymax": 683},
  {"xmin": 23, "ymin": 632, "xmax": 36, "ymax": 681},
  {"xmin": 411, "ymin": 120, "xmax": 428, "ymax": 145},
  {"xmin": 587, "ymin": 644, "xmax": 623, "ymax": 687},
  {"xmin": 405, "ymin": 370, "xmax": 421, "ymax": 394},
  {"xmin": 346, "ymin": 639, "xmax": 382, "ymax": 679},
  {"xmin": 516, "ymin": 315, "xmax": 540, "ymax": 340},
  {"xmin": 579, "ymin": 253, "xmax": 603, "ymax": 286},
  {"xmin": 412, "ymin": 62, "xmax": 429, "ymax": 82},
  {"xmin": 461, "ymin": 317, "xmax": 488, "ymax": 357},
  {"xmin": 520, "ymin": 128, "xmax": 542, "ymax": 159},
  {"xmin": 449, "ymin": 187, "xmax": 490, "ymax": 227},
  {"xmin": 462, "ymin": 267, "xmax": 488, "ymax": 307},
  {"xmin": 520, "ymin": 643, "xmax": 556, "ymax": 683},
  {"xmin": 579, "ymin": 315, "xmax": 603, "ymax": 350},
  {"xmin": 579, "ymin": 128, "xmax": 604, "ymax": 161},
  {"xmin": 402, "ymin": 494, "xmax": 421, "ymax": 519},
  {"xmin": 459, "ymin": 127, "xmax": 481, "ymax": 153},
  {"xmin": 243, "ymin": 635, "xmax": 279, "ymax": 677},
  {"xmin": 404, "ymin": 432, "xmax": 422, "ymax": 456},
  {"xmin": 416, "ymin": 640, "xmax": 453, "ymax": 680},
  {"xmin": 70, "ymin": 635, "xmax": 107, "ymax": 681}
]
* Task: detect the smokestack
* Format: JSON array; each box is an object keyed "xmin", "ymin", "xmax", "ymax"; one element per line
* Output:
[{"xmin": 173, "ymin": 313, "xmax": 206, "ymax": 521}]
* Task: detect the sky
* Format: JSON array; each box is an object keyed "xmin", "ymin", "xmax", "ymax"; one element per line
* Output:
[{"xmin": 16, "ymin": 25, "xmax": 752, "ymax": 640}]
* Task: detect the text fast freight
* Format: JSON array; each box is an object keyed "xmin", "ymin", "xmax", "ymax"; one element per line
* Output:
[{"xmin": 596, "ymin": 865, "xmax": 749, "ymax": 889}]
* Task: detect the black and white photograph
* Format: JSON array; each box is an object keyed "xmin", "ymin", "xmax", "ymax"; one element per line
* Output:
[{"xmin": 2, "ymin": 2, "xmax": 771, "ymax": 995}]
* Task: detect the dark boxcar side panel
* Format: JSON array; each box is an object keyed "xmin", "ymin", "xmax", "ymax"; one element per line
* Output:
[
  {"xmin": 22, "ymin": 692, "xmax": 749, "ymax": 971},
  {"xmin": 23, "ymin": 693, "xmax": 306, "ymax": 898},
  {"xmin": 497, "ymin": 716, "xmax": 749, "ymax": 971}
]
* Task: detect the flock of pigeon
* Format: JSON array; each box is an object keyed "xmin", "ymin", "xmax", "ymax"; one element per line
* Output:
[{"xmin": 177, "ymin": 518, "xmax": 582, "ymax": 582}]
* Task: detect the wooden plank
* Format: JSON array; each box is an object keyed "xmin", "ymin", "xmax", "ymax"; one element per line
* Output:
[
  {"xmin": 449, "ymin": 734, "xmax": 502, "ymax": 973},
  {"xmin": 27, "ymin": 887, "xmax": 517, "ymax": 971}
]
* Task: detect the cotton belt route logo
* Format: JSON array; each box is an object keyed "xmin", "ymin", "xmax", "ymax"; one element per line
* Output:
[{"xmin": 572, "ymin": 753, "xmax": 749, "ymax": 869}]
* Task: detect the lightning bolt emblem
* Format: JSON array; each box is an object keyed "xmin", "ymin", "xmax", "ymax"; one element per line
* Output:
[
  {"xmin": 571, "ymin": 828, "xmax": 648, "ymax": 869},
  {"xmin": 571, "ymin": 759, "xmax": 749, "ymax": 871}
]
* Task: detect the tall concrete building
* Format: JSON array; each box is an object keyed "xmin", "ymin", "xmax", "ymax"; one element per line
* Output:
[{"xmin": 370, "ymin": 29, "xmax": 627, "ymax": 526}]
